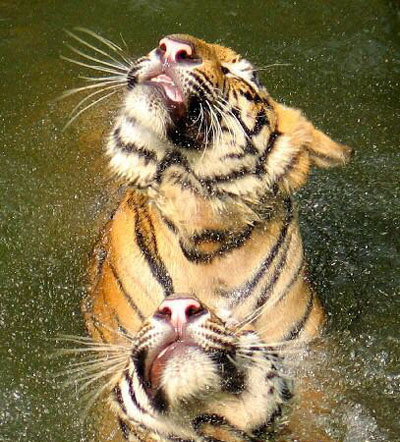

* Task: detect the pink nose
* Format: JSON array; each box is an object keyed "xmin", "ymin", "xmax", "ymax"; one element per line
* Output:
[
  {"xmin": 158, "ymin": 37, "xmax": 194, "ymax": 63},
  {"xmin": 156, "ymin": 297, "xmax": 206, "ymax": 334}
]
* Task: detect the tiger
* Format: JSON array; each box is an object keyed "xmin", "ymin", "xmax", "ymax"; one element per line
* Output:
[{"xmin": 74, "ymin": 32, "xmax": 352, "ymax": 441}]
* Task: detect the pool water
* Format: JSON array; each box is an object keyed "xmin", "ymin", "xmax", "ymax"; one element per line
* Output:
[{"xmin": 0, "ymin": 0, "xmax": 398, "ymax": 440}]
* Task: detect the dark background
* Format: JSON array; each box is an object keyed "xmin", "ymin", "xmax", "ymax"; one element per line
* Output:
[{"xmin": 0, "ymin": 1, "xmax": 398, "ymax": 440}]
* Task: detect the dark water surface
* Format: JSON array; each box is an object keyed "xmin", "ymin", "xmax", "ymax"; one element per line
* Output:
[{"xmin": 0, "ymin": 0, "xmax": 398, "ymax": 441}]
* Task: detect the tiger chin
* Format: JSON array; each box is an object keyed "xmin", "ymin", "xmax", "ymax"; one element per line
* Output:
[
  {"xmin": 72, "ymin": 32, "xmax": 352, "ymax": 441},
  {"xmin": 110, "ymin": 295, "xmax": 291, "ymax": 441}
]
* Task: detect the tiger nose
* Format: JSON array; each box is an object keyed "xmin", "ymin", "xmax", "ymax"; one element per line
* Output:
[
  {"xmin": 156, "ymin": 297, "xmax": 208, "ymax": 333},
  {"xmin": 158, "ymin": 37, "xmax": 194, "ymax": 64}
]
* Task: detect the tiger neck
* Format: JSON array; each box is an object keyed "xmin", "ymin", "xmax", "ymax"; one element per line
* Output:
[{"xmin": 151, "ymin": 180, "xmax": 286, "ymax": 259}]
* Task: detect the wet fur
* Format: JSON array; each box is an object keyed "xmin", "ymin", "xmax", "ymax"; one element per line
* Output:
[{"xmin": 66, "ymin": 32, "xmax": 352, "ymax": 441}]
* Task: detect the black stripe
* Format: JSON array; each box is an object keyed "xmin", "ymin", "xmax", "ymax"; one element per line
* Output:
[
  {"xmin": 127, "ymin": 68, "xmax": 139, "ymax": 89},
  {"xmin": 191, "ymin": 229, "xmax": 229, "ymax": 244},
  {"xmin": 132, "ymin": 348, "xmax": 147, "ymax": 388},
  {"xmin": 87, "ymin": 296, "xmax": 119, "ymax": 344},
  {"xmin": 253, "ymin": 130, "xmax": 281, "ymax": 177},
  {"xmin": 110, "ymin": 263, "xmax": 145, "ymax": 321},
  {"xmin": 160, "ymin": 214, "xmax": 179, "ymax": 234},
  {"xmin": 155, "ymin": 150, "xmax": 192, "ymax": 184},
  {"xmin": 127, "ymin": 57, "xmax": 148, "ymax": 89},
  {"xmin": 226, "ymin": 198, "xmax": 293, "ymax": 304},
  {"xmin": 179, "ymin": 243, "xmax": 213, "ymax": 263},
  {"xmin": 125, "ymin": 370, "xmax": 147, "ymax": 414},
  {"xmin": 130, "ymin": 198, "xmax": 174, "ymax": 296},
  {"xmin": 211, "ymin": 351, "xmax": 246, "ymax": 394},
  {"xmin": 280, "ymin": 378, "xmax": 294, "ymax": 401},
  {"xmin": 255, "ymin": 230, "xmax": 293, "ymax": 309},
  {"xmin": 170, "ymin": 171, "xmax": 204, "ymax": 196},
  {"xmin": 190, "ymin": 71, "xmax": 215, "ymax": 98},
  {"xmin": 284, "ymin": 291, "xmax": 314, "ymax": 341},
  {"xmin": 266, "ymin": 371, "xmax": 278, "ymax": 380},
  {"xmin": 192, "ymin": 414, "xmax": 226, "ymax": 431},
  {"xmin": 118, "ymin": 418, "xmax": 130, "ymax": 440},
  {"xmin": 192, "ymin": 413, "xmax": 251, "ymax": 441},
  {"xmin": 241, "ymin": 90, "xmax": 262, "ymax": 104},
  {"xmin": 113, "ymin": 127, "xmax": 157, "ymax": 163},
  {"xmin": 82, "ymin": 294, "xmax": 108, "ymax": 342},
  {"xmin": 243, "ymin": 138, "xmax": 259, "ymax": 155},
  {"xmin": 202, "ymin": 165, "xmax": 256, "ymax": 186},
  {"xmin": 188, "ymin": 78, "xmax": 211, "ymax": 102},
  {"xmin": 220, "ymin": 139, "xmax": 259, "ymax": 160},
  {"xmin": 90, "ymin": 203, "xmax": 118, "ymax": 287},
  {"xmin": 201, "ymin": 131, "xmax": 281, "ymax": 186},
  {"xmin": 156, "ymin": 134, "xmax": 280, "ymax": 194},
  {"xmin": 152, "ymin": 388, "xmax": 169, "ymax": 413},
  {"xmin": 274, "ymin": 257, "xmax": 304, "ymax": 306},
  {"xmin": 259, "ymin": 130, "xmax": 280, "ymax": 163},
  {"xmin": 194, "ymin": 70, "xmax": 214, "ymax": 90},
  {"xmin": 221, "ymin": 151, "xmax": 247, "ymax": 160},
  {"xmin": 180, "ymin": 222, "xmax": 255, "ymax": 264},
  {"xmin": 229, "ymin": 108, "xmax": 253, "ymax": 138},
  {"xmin": 114, "ymin": 385, "xmax": 127, "ymax": 414},
  {"xmin": 252, "ymin": 109, "xmax": 269, "ymax": 135}
]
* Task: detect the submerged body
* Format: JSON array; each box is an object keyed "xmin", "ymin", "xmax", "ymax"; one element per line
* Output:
[{"xmin": 77, "ymin": 33, "xmax": 351, "ymax": 441}]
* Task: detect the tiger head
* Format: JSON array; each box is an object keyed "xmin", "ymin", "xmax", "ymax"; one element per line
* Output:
[
  {"xmin": 107, "ymin": 34, "xmax": 351, "ymax": 204},
  {"xmin": 111, "ymin": 295, "xmax": 291, "ymax": 440}
]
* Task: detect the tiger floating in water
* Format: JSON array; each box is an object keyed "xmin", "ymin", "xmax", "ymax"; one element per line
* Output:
[{"xmin": 67, "ymin": 30, "xmax": 351, "ymax": 441}]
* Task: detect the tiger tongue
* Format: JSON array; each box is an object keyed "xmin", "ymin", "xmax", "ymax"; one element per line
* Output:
[
  {"xmin": 150, "ymin": 74, "xmax": 184, "ymax": 103},
  {"xmin": 149, "ymin": 342, "xmax": 179, "ymax": 389},
  {"xmin": 149, "ymin": 342, "xmax": 191, "ymax": 390}
]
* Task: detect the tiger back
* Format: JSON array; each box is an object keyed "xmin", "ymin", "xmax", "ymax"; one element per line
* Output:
[{"xmin": 78, "ymin": 33, "xmax": 351, "ymax": 441}]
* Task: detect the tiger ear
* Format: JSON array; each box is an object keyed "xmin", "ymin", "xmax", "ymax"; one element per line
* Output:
[{"xmin": 273, "ymin": 102, "xmax": 352, "ymax": 168}]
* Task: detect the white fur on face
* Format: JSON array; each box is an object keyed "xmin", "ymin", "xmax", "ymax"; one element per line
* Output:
[
  {"xmin": 161, "ymin": 346, "xmax": 220, "ymax": 407},
  {"xmin": 123, "ymin": 85, "xmax": 171, "ymax": 138}
]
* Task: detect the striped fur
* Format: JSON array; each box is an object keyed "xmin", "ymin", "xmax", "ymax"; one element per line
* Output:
[{"xmin": 77, "ymin": 34, "xmax": 352, "ymax": 441}]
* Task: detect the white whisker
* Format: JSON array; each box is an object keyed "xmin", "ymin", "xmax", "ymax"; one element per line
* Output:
[
  {"xmin": 65, "ymin": 30, "xmax": 129, "ymax": 70},
  {"xmin": 61, "ymin": 55, "xmax": 125, "ymax": 76},
  {"xmin": 240, "ymin": 341, "xmax": 303, "ymax": 350},
  {"xmin": 56, "ymin": 345, "xmax": 128, "ymax": 356},
  {"xmin": 215, "ymin": 98, "xmax": 248, "ymax": 142},
  {"xmin": 79, "ymin": 74, "xmax": 125, "ymax": 82},
  {"xmin": 66, "ymin": 360, "xmax": 127, "ymax": 385},
  {"xmin": 119, "ymin": 33, "xmax": 129, "ymax": 52},
  {"xmin": 79, "ymin": 375, "xmax": 118, "ymax": 421},
  {"xmin": 67, "ymin": 83, "xmax": 124, "ymax": 121},
  {"xmin": 253, "ymin": 63, "xmax": 292, "ymax": 71},
  {"xmin": 65, "ymin": 354, "xmax": 129, "ymax": 371},
  {"xmin": 75, "ymin": 362, "xmax": 127, "ymax": 393},
  {"xmin": 74, "ymin": 27, "xmax": 132, "ymax": 65},
  {"xmin": 56, "ymin": 333, "xmax": 131, "ymax": 346},
  {"xmin": 65, "ymin": 44, "xmax": 128, "ymax": 73},
  {"xmin": 63, "ymin": 89, "xmax": 119, "ymax": 130},
  {"xmin": 59, "ymin": 79, "xmax": 125, "ymax": 100}
]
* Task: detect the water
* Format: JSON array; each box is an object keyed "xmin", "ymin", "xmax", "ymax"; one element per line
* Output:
[{"xmin": 0, "ymin": 0, "xmax": 398, "ymax": 440}]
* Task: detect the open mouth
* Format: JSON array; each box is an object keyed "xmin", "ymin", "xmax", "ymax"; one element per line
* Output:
[
  {"xmin": 148, "ymin": 73, "xmax": 185, "ymax": 104},
  {"xmin": 143, "ymin": 71, "xmax": 205, "ymax": 147},
  {"xmin": 144, "ymin": 339, "xmax": 198, "ymax": 392},
  {"xmin": 146, "ymin": 73, "xmax": 187, "ymax": 121}
]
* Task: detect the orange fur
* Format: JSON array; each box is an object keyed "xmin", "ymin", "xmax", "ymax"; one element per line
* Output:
[{"xmin": 76, "ymin": 34, "xmax": 351, "ymax": 441}]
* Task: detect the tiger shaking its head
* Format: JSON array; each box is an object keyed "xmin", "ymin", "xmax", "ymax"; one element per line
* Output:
[{"xmin": 77, "ymin": 33, "xmax": 352, "ymax": 441}]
